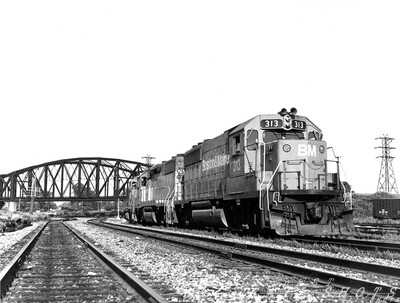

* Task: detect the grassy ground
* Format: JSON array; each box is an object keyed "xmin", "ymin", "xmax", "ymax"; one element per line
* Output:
[{"xmin": 0, "ymin": 210, "xmax": 49, "ymax": 222}]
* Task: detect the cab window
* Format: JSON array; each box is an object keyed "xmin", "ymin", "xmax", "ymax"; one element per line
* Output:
[
  {"xmin": 308, "ymin": 131, "xmax": 320, "ymax": 140},
  {"xmin": 263, "ymin": 131, "xmax": 279, "ymax": 143},
  {"xmin": 285, "ymin": 132, "xmax": 305, "ymax": 139},
  {"xmin": 232, "ymin": 135, "xmax": 241, "ymax": 154},
  {"xmin": 263, "ymin": 131, "xmax": 304, "ymax": 143},
  {"xmin": 246, "ymin": 129, "xmax": 258, "ymax": 150}
]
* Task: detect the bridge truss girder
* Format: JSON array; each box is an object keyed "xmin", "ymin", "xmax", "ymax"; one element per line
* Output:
[{"xmin": 0, "ymin": 157, "xmax": 150, "ymax": 202}]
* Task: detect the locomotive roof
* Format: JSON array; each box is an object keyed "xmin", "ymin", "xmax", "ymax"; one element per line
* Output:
[
  {"xmin": 184, "ymin": 113, "xmax": 322, "ymax": 154},
  {"xmin": 228, "ymin": 117, "xmax": 253, "ymax": 135},
  {"xmin": 229, "ymin": 114, "xmax": 321, "ymax": 135}
]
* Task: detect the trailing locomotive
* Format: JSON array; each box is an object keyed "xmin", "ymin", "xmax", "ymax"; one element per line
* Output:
[{"xmin": 125, "ymin": 108, "xmax": 354, "ymax": 236}]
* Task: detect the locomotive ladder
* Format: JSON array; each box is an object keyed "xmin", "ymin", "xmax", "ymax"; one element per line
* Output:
[
  {"xmin": 327, "ymin": 205, "xmax": 342, "ymax": 233},
  {"xmin": 282, "ymin": 205, "xmax": 297, "ymax": 235},
  {"xmin": 163, "ymin": 188, "xmax": 175, "ymax": 225},
  {"xmin": 259, "ymin": 160, "xmax": 283, "ymax": 212}
]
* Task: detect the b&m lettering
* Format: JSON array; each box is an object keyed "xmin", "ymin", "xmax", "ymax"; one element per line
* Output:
[{"xmin": 298, "ymin": 144, "xmax": 317, "ymax": 157}]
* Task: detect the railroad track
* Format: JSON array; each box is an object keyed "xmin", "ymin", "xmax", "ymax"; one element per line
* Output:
[
  {"xmin": 91, "ymin": 219, "xmax": 400, "ymax": 302},
  {"xmin": 354, "ymin": 224, "xmax": 400, "ymax": 235},
  {"xmin": 356, "ymin": 223, "xmax": 400, "ymax": 228},
  {"xmin": 290, "ymin": 234, "xmax": 400, "ymax": 253},
  {"xmin": 0, "ymin": 224, "xmax": 44, "ymax": 273},
  {"xmin": 0, "ymin": 220, "xmax": 167, "ymax": 303}
]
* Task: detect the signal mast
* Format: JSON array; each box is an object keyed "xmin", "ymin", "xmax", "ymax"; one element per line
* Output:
[{"xmin": 375, "ymin": 135, "xmax": 399, "ymax": 194}]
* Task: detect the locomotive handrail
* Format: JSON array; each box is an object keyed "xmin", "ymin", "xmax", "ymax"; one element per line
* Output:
[
  {"xmin": 259, "ymin": 160, "xmax": 282, "ymax": 211},
  {"xmin": 160, "ymin": 186, "xmax": 171, "ymax": 208},
  {"xmin": 324, "ymin": 157, "xmax": 341, "ymax": 189},
  {"xmin": 258, "ymin": 142, "xmax": 267, "ymax": 211},
  {"xmin": 260, "ymin": 156, "xmax": 342, "ymax": 212},
  {"xmin": 266, "ymin": 161, "xmax": 283, "ymax": 210},
  {"xmin": 340, "ymin": 181, "xmax": 353, "ymax": 209},
  {"xmin": 338, "ymin": 160, "xmax": 353, "ymax": 210},
  {"xmin": 323, "ymin": 158, "xmax": 352, "ymax": 208},
  {"xmin": 273, "ymin": 191, "xmax": 283, "ymax": 205}
]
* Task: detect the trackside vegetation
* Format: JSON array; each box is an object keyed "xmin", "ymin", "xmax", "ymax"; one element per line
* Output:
[{"xmin": 353, "ymin": 192, "xmax": 400, "ymax": 224}]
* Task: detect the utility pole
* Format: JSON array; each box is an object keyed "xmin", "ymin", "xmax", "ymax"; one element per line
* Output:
[
  {"xmin": 376, "ymin": 135, "xmax": 399, "ymax": 194},
  {"xmin": 142, "ymin": 154, "xmax": 155, "ymax": 166},
  {"xmin": 116, "ymin": 198, "xmax": 120, "ymax": 220},
  {"xmin": 29, "ymin": 175, "xmax": 37, "ymax": 214}
]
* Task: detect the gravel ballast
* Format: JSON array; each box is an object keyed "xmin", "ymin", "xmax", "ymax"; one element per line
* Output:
[
  {"xmin": 0, "ymin": 222, "xmax": 43, "ymax": 270},
  {"xmin": 65, "ymin": 219, "xmax": 378, "ymax": 303},
  {"xmin": 1, "ymin": 219, "xmax": 391, "ymax": 302}
]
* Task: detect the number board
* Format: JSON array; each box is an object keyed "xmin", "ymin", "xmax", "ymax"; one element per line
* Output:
[
  {"xmin": 260, "ymin": 119, "xmax": 283, "ymax": 129},
  {"xmin": 261, "ymin": 119, "xmax": 306, "ymax": 130},
  {"xmin": 292, "ymin": 120, "xmax": 306, "ymax": 130}
]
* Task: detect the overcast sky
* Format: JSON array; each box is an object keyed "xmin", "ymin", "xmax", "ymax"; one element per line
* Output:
[{"xmin": 1, "ymin": 1, "xmax": 399, "ymax": 194}]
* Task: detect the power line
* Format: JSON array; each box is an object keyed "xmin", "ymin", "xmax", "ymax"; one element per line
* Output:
[{"xmin": 375, "ymin": 135, "xmax": 399, "ymax": 194}]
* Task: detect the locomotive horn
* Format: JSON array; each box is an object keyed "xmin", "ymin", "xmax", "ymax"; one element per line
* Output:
[
  {"xmin": 290, "ymin": 107, "xmax": 297, "ymax": 115},
  {"xmin": 279, "ymin": 108, "xmax": 288, "ymax": 116}
]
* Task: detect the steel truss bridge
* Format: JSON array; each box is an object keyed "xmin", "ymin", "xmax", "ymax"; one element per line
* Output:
[{"xmin": 0, "ymin": 158, "xmax": 150, "ymax": 202}]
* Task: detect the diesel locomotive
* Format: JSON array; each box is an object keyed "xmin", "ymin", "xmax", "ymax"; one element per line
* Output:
[{"xmin": 125, "ymin": 108, "xmax": 354, "ymax": 236}]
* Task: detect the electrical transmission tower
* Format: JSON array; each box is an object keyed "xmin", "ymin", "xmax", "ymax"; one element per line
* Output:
[
  {"xmin": 142, "ymin": 154, "xmax": 155, "ymax": 166},
  {"xmin": 375, "ymin": 135, "xmax": 399, "ymax": 194}
]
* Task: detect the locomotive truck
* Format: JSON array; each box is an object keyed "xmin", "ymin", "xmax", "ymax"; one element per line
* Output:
[{"xmin": 125, "ymin": 108, "xmax": 354, "ymax": 236}]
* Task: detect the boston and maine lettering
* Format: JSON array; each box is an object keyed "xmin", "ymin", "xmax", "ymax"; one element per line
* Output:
[{"xmin": 202, "ymin": 153, "xmax": 229, "ymax": 172}]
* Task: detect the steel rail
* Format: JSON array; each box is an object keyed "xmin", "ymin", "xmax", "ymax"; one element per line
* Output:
[
  {"xmin": 355, "ymin": 225, "xmax": 400, "ymax": 235},
  {"xmin": 290, "ymin": 235, "xmax": 400, "ymax": 252},
  {"xmin": 0, "ymin": 221, "xmax": 48, "ymax": 299},
  {"xmin": 356, "ymin": 223, "xmax": 400, "ymax": 228},
  {"xmin": 64, "ymin": 223, "xmax": 167, "ymax": 303},
  {"xmin": 91, "ymin": 220, "xmax": 400, "ymax": 301}
]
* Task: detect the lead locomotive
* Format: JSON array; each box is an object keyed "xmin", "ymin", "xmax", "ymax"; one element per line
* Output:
[{"xmin": 125, "ymin": 108, "xmax": 353, "ymax": 236}]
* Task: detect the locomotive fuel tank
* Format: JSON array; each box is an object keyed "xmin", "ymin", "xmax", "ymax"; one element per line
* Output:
[{"xmin": 191, "ymin": 201, "xmax": 229, "ymax": 228}]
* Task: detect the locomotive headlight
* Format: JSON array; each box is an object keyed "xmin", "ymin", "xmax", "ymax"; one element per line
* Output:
[
  {"xmin": 283, "ymin": 114, "xmax": 292, "ymax": 129},
  {"xmin": 319, "ymin": 145, "xmax": 325, "ymax": 153},
  {"xmin": 283, "ymin": 144, "xmax": 291, "ymax": 152}
]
